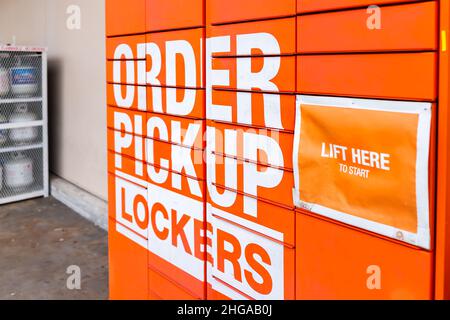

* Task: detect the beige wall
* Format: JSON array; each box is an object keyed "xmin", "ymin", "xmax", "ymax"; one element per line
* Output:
[{"xmin": 0, "ymin": 0, "xmax": 107, "ymax": 200}]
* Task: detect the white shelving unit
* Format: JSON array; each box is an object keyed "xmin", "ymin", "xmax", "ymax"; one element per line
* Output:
[{"xmin": 0, "ymin": 45, "xmax": 49, "ymax": 205}]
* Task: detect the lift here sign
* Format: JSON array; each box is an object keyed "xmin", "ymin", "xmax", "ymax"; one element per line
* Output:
[{"xmin": 293, "ymin": 95, "xmax": 432, "ymax": 249}]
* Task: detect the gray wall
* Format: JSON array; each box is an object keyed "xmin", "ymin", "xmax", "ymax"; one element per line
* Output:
[{"xmin": 0, "ymin": 0, "xmax": 107, "ymax": 200}]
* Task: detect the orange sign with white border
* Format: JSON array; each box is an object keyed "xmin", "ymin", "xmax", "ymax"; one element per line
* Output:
[{"xmin": 293, "ymin": 95, "xmax": 432, "ymax": 249}]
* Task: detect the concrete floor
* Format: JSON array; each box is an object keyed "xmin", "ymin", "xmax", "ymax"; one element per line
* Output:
[{"xmin": 0, "ymin": 197, "xmax": 108, "ymax": 300}]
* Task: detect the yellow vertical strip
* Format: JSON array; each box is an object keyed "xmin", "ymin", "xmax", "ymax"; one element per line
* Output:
[{"xmin": 443, "ymin": 30, "xmax": 448, "ymax": 52}]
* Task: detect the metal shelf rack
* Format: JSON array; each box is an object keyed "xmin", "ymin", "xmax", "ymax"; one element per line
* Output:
[{"xmin": 0, "ymin": 45, "xmax": 49, "ymax": 205}]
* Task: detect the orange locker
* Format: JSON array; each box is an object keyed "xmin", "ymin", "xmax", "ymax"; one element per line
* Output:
[
  {"xmin": 146, "ymin": 86, "xmax": 205, "ymax": 118},
  {"xmin": 209, "ymin": 153, "xmax": 294, "ymax": 208},
  {"xmin": 206, "ymin": 184, "xmax": 295, "ymax": 246},
  {"xmin": 208, "ymin": 18, "xmax": 296, "ymax": 56},
  {"xmin": 298, "ymin": 2, "xmax": 438, "ymax": 53},
  {"xmin": 436, "ymin": 0, "xmax": 450, "ymax": 300},
  {"xmin": 208, "ymin": 0, "xmax": 296, "ymax": 25},
  {"xmin": 108, "ymin": 152, "xmax": 148, "ymax": 189},
  {"xmin": 146, "ymin": 0, "xmax": 204, "ymax": 32},
  {"xmin": 107, "ymin": 129, "xmax": 145, "ymax": 162},
  {"xmin": 147, "ymin": 164, "xmax": 205, "ymax": 203},
  {"xmin": 145, "ymin": 28, "xmax": 204, "ymax": 88},
  {"xmin": 107, "ymin": 106, "xmax": 147, "ymax": 134},
  {"xmin": 108, "ymin": 173, "xmax": 149, "ymax": 241},
  {"xmin": 206, "ymin": 204, "xmax": 295, "ymax": 300},
  {"xmin": 106, "ymin": 35, "xmax": 146, "ymax": 60},
  {"xmin": 105, "ymin": 0, "xmax": 450, "ymax": 301},
  {"xmin": 211, "ymin": 56, "xmax": 296, "ymax": 93},
  {"xmin": 296, "ymin": 211, "xmax": 433, "ymax": 300},
  {"xmin": 108, "ymin": 218, "xmax": 149, "ymax": 300},
  {"xmin": 207, "ymin": 120, "xmax": 294, "ymax": 170},
  {"xmin": 209, "ymin": 90, "xmax": 296, "ymax": 131},
  {"xmin": 147, "ymin": 252, "xmax": 205, "ymax": 300},
  {"xmin": 298, "ymin": 0, "xmax": 424, "ymax": 13},
  {"xmin": 146, "ymin": 112, "xmax": 204, "ymax": 149},
  {"xmin": 107, "ymin": 83, "xmax": 147, "ymax": 111},
  {"xmin": 106, "ymin": 60, "xmax": 146, "ymax": 85},
  {"xmin": 148, "ymin": 268, "xmax": 202, "ymax": 300},
  {"xmin": 298, "ymin": 53, "xmax": 437, "ymax": 101},
  {"xmin": 146, "ymin": 166, "xmax": 206, "ymax": 299},
  {"xmin": 106, "ymin": 0, "xmax": 146, "ymax": 36},
  {"xmin": 146, "ymin": 138, "xmax": 204, "ymax": 180}
]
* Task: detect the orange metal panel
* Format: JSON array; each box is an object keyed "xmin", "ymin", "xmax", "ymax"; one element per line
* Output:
[
  {"xmin": 106, "ymin": 35, "xmax": 146, "ymax": 60},
  {"xmin": 146, "ymin": 0, "xmax": 204, "ymax": 32},
  {"xmin": 146, "ymin": 86, "xmax": 205, "ymax": 119},
  {"xmin": 298, "ymin": 2, "xmax": 437, "ymax": 53},
  {"xmin": 107, "ymin": 83, "xmax": 146, "ymax": 111},
  {"xmin": 147, "ymin": 290, "xmax": 162, "ymax": 300},
  {"xmin": 107, "ymin": 128, "xmax": 145, "ymax": 162},
  {"xmin": 107, "ymin": 106, "xmax": 147, "ymax": 134},
  {"xmin": 148, "ymin": 267, "xmax": 202, "ymax": 300},
  {"xmin": 208, "ymin": 249, "xmax": 295, "ymax": 300},
  {"xmin": 210, "ymin": 153, "xmax": 294, "ymax": 208},
  {"xmin": 108, "ymin": 174, "xmax": 117, "ymax": 221},
  {"xmin": 296, "ymin": 212, "xmax": 433, "ymax": 299},
  {"xmin": 298, "ymin": 0, "xmax": 424, "ymax": 14},
  {"xmin": 146, "ymin": 28, "xmax": 204, "ymax": 88},
  {"xmin": 207, "ymin": 120, "xmax": 294, "ymax": 170},
  {"xmin": 208, "ymin": 0, "xmax": 296, "ymax": 25},
  {"xmin": 146, "ymin": 138, "xmax": 205, "ymax": 180},
  {"xmin": 146, "ymin": 112, "xmax": 204, "ymax": 148},
  {"xmin": 298, "ymin": 53, "xmax": 437, "ymax": 101},
  {"xmin": 207, "ymin": 204, "xmax": 295, "ymax": 300},
  {"xmin": 212, "ymin": 56, "xmax": 296, "ymax": 93},
  {"xmin": 146, "ymin": 175, "xmax": 206, "ymax": 299},
  {"xmin": 147, "ymin": 253, "xmax": 205, "ymax": 300},
  {"xmin": 435, "ymin": 0, "xmax": 450, "ymax": 300},
  {"xmin": 207, "ymin": 286, "xmax": 232, "ymax": 300},
  {"xmin": 108, "ymin": 218, "xmax": 148, "ymax": 300},
  {"xmin": 105, "ymin": 0, "xmax": 447, "ymax": 301},
  {"xmin": 207, "ymin": 186, "xmax": 294, "ymax": 246},
  {"xmin": 106, "ymin": 0, "xmax": 146, "ymax": 36},
  {"xmin": 106, "ymin": 60, "xmax": 145, "ymax": 85},
  {"xmin": 147, "ymin": 164, "xmax": 205, "ymax": 203},
  {"xmin": 108, "ymin": 152, "xmax": 148, "ymax": 186},
  {"xmin": 208, "ymin": 18, "xmax": 296, "ymax": 56},
  {"xmin": 108, "ymin": 173, "xmax": 148, "ymax": 235},
  {"xmin": 210, "ymin": 90, "xmax": 296, "ymax": 131}
]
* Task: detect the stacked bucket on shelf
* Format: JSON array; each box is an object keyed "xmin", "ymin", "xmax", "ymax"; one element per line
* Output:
[{"xmin": 106, "ymin": 0, "xmax": 442, "ymax": 299}]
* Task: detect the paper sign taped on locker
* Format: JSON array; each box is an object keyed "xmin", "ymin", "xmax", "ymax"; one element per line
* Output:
[{"xmin": 293, "ymin": 95, "xmax": 432, "ymax": 249}]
